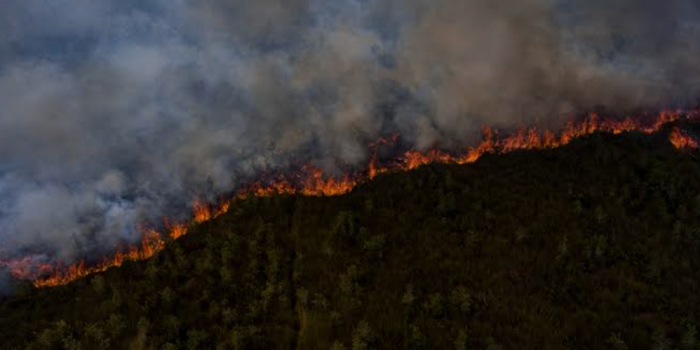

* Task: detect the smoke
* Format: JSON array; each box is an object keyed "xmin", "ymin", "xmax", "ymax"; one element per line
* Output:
[{"xmin": 1, "ymin": 0, "xmax": 700, "ymax": 274}]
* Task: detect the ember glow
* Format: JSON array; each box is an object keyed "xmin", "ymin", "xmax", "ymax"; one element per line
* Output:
[
  {"xmin": 1, "ymin": 111, "xmax": 697, "ymax": 288},
  {"xmin": 669, "ymin": 127, "xmax": 699, "ymax": 149}
]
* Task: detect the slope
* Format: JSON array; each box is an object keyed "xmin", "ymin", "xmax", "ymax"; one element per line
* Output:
[{"xmin": 2, "ymin": 126, "xmax": 700, "ymax": 349}]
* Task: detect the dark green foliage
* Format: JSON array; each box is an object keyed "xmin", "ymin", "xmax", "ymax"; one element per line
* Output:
[{"xmin": 2, "ymin": 130, "xmax": 700, "ymax": 349}]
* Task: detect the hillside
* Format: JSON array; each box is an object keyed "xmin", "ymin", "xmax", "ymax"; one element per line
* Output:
[{"xmin": 2, "ymin": 126, "xmax": 700, "ymax": 349}]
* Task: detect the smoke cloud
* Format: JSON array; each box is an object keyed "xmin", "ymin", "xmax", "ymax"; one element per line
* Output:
[{"xmin": 1, "ymin": 0, "xmax": 700, "ymax": 274}]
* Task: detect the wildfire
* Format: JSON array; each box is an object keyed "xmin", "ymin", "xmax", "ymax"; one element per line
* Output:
[
  {"xmin": 669, "ymin": 127, "xmax": 699, "ymax": 149},
  {"xmin": 1, "ymin": 110, "xmax": 698, "ymax": 288},
  {"xmin": 193, "ymin": 199, "xmax": 230, "ymax": 224}
]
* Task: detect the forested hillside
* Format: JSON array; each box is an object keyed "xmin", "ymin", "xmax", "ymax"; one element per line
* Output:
[{"xmin": 2, "ymin": 128, "xmax": 700, "ymax": 350}]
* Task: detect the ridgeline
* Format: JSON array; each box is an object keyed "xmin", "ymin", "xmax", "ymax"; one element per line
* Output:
[{"xmin": 2, "ymin": 125, "xmax": 700, "ymax": 349}]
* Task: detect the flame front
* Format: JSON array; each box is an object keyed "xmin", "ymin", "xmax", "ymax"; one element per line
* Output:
[
  {"xmin": 1, "ymin": 110, "xmax": 698, "ymax": 288},
  {"xmin": 669, "ymin": 127, "xmax": 698, "ymax": 149}
]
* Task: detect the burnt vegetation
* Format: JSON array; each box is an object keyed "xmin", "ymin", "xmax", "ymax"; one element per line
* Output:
[{"xmin": 3, "ymin": 125, "xmax": 700, "ymax": 349}]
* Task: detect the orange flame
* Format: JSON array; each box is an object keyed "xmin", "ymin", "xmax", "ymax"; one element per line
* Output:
[
  {"xmin": 669, "ymin": 127, "xmax": 698, "ymax": 149},
  {"xmin": 27, "ymin": 229, "xmax": 168, "ymax": 288},
  {"xmin": 1, "ymin": 110, "xmax": 697, "ymax": 288},
  {"xmin": 192, "ymin": 199, "xmax": 230, "ymax": 224}
]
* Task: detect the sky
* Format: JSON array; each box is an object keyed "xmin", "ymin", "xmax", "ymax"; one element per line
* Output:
[{"xmin": 1, "ymin": 0, "xmax": 700, "ymax": 270}]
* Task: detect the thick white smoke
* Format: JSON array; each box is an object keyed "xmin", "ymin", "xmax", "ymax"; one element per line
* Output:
[{"xmin": 1, "ymin": 0, "xmax": 700, "ymax": 272}]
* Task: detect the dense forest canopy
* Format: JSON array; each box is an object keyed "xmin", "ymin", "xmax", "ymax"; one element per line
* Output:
[{"xmin": 2, "ymin": 125, "xmax": 700, "ymax": 349}]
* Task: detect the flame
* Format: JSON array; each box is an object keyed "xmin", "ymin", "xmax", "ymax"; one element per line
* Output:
[
  {"xmin": 669, "ymin": 127, "xmax": 699, "ymax": 149},
  {"xmin": 192, "ymin": 199, "xmax": 230, "ymax": 224},
  {"xmin": 1, "ymin": 110, "xmax": 698, "ymax": 288}
]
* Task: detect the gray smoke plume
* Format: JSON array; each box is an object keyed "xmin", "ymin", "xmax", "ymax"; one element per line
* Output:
[{"xmin": 1, "ymin": 0, "xmax": 700, "ymax": 278}]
